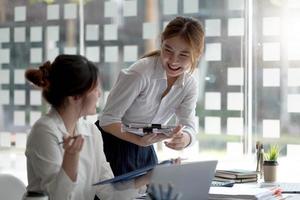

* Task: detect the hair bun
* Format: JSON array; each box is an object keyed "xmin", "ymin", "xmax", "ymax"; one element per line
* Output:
[{"xmin": 38, "ymin": 61, "xmax": 51, "ymax": 88}]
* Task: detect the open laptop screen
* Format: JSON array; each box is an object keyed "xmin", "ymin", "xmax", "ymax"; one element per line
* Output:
[{"xmin": 150, "ymin": 160, "xmax": 217, "ymax": 200}]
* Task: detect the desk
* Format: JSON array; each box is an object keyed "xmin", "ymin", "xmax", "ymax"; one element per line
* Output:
[
  {"xmin": 209, "ymin": 183, "xmax": 300, "ymax": 200},
  {"xmin": 210, "ymin": 156, "xmax": 300, "ymax": 200}
]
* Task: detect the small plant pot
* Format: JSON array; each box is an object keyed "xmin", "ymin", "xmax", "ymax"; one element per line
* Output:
[{"xmin": 263, "ymin": 160, "xmax": 278, "ymax": 182}]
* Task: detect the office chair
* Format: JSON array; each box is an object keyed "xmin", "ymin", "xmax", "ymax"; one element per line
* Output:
[{"xmin": 0, "ymin": 173, "xmax": 26, "ymax": 200}]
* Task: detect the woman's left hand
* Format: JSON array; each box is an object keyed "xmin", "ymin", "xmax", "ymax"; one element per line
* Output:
[{"xmin": 164, "ymin": 126, "xmax": 191, "ymax": 150}]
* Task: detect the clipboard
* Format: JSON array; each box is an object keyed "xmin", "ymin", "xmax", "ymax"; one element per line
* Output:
[{"xmin": 123, "ymin": 123, "xmax": 176, "ymax": 136}]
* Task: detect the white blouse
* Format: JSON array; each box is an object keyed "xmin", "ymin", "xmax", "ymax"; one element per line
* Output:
[
  {"xmin": 26, "ymin": 108, "xmax": 137, "ymax": 200},
  {"xmin": 99, "ymin": 56, "xmax": 198, "ymax": 146}
]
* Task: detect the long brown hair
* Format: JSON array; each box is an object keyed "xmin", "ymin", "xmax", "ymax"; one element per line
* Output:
[{"xmin": 142, "ymin": 16, "xmax": 204, "ymax": 73}]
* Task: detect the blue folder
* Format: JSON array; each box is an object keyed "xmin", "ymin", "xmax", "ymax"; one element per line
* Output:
[{"xmin": 93, "ymin": 160, "xmax": 173, "ymax": 186}]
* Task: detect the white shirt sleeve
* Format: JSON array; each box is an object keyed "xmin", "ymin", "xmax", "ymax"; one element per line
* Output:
[
  {"xmin": 26, "ymin": 121, "xmax": 77, "ymax": 200},
  {"xmin": 100, "ymin": 69, "xmax": 146, "ymax": 126},
  {"xmin": 175, "ymin": 77, "xmax": 198, "ymax": 147},
  {"xmin": 92, "ymin": 125, "xmax": 138, "ymax": 200}
]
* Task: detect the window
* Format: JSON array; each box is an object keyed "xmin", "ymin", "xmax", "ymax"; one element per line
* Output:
[{"xmin": 1, "ymin": 0, "xmax": 299, "ymax": 183}]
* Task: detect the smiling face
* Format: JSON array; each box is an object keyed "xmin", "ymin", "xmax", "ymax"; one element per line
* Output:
[{"xmin": 160, "ymin": 36, "xmax": 192, "ymax": 78}]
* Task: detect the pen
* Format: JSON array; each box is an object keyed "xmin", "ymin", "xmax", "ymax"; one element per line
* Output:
[
  {"xmin": 57, "ymin": 136, "xmax": 80, "ymax": 145},
  {"xmin": 159, "ymin": 158, "xmax": 188, "ymax": 165}
]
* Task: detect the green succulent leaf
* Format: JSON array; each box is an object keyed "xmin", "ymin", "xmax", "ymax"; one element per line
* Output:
[{"xmin": 264, "ymin": 144, "xmax": 280, "ymax": 161}]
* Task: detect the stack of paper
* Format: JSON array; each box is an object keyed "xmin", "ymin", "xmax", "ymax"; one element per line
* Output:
[
  {"xmin": 209, "ymin": 185, "xmax": 280, "ymax": 200},
  {"xmin": 215, "ymin": 169, "xmax": 258, "ymax": 183}
]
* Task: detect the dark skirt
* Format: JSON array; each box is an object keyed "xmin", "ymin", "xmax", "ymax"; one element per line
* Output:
[{"xmin": 95, "ymin": 120, "xmax": 158, "ymax": 176}]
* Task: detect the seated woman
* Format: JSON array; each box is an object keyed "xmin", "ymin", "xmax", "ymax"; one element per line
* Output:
[{"xmin": 25, "ymin": 55, "xmax": 146, "ymax": 200}]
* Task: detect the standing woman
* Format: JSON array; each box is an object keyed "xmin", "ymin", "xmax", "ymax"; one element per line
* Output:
[
  {"xmin": 25, "ymin": 55, "xmax": 142, "ymax": 200},
  {"xmin": 97, "ymin": 16, "xmax": 205, "ymax": 176}
]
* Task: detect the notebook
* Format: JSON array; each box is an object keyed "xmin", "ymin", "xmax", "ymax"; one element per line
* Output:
[{"xmin": 150, "ymin": 160, "xmax": 217, "ymax": 200}]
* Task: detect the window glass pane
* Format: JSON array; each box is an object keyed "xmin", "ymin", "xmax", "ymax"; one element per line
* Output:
[
  {"xmin": 1, "ymin": 0, "xmax": 249, "ymax": 184},
  {"xmin": 253, "ymin": 0, "xmax": 300, "ymax": 166},
  {"xmin": 0, "ymin": 1, "xmax": 80, "ymax": 184}
]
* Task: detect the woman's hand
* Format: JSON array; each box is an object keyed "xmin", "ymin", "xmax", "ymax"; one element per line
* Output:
[
  {"xmin": 63, "ymin": 135, "xmax": 84, "ymax": 155},
  {"xmin": 62, "ymin": 135, "xmax": 84, "ymax": 181},
  {"xmin": 138, "ymin": 133, "xmax": 170, "ymax": 147},
  {"xmin": 164, "ymin": 126, "xmax": 190, "ymax": 150},
  {"xmin": 147, "ymin": 183, "xmax": 182, "ymax": 200}
]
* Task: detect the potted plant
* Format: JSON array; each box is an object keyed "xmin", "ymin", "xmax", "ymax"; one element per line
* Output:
[{"xmin": 263, "ymin": 144, "xmax": 280, "ymax": 182}]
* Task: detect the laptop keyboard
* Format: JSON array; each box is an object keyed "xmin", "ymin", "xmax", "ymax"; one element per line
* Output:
[{"xmin": 278, "ymin": 183, "xmax": 300, "ymax": 193}]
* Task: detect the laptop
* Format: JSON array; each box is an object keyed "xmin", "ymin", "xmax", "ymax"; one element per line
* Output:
[{"xmin": 150, "ymin": 160, "xmax": 217, "ymax": 200}]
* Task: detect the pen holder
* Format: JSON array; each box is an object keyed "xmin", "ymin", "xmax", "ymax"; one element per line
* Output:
[{"xmin": 263, "ymin": 160, "xmax": 278, "ymax": 182}]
